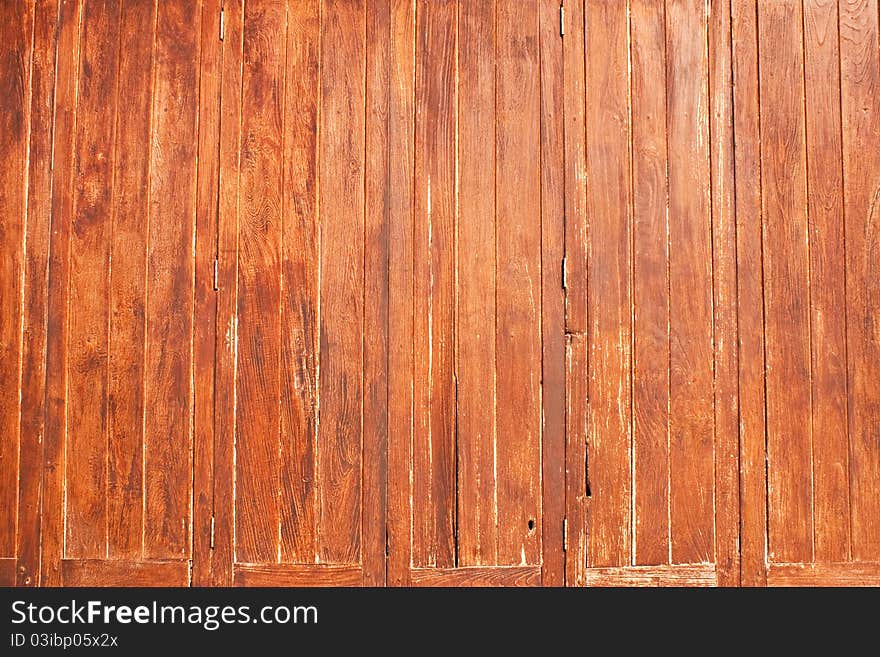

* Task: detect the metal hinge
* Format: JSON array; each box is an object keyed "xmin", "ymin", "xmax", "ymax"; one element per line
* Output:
[
  {"xmin": 213, "ymin": 258, "xmax": 219, "ymax": 291},
  {"xmin": 219, "ymin": 8, "xmax": 225, "ymax": 41},
  {"xmin": 210, "ymin": 516, "xmax": 215, "ymax": 549},
  {"xmin": 562, "ymin": 518, "xmax": 568, "ymax": 551},
  {"xmin": 562, "ymin": 257, "xmax": 568, "ymax": 289},
  {"xmin": 560, "ymin": 5, "xmax": 565, "ymax": 37}
]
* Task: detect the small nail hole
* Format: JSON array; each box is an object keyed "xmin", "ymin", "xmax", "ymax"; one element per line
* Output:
[{"xmin": 527, "ymin": 519, "xmax": 536, "ymax": 531}]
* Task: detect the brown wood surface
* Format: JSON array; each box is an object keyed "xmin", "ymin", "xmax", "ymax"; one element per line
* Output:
[
  {"xmin": 584, "ymin": 563, "xmax": 717, "ymax": 588},
  {"xmin": 767, "ymin": 562, "xmax": 880, "ymax": 587},
  {"xmin": 61, "ymin": 559, "xmax": 189, "ymax": 587},
  {"xmin": 234, "ymin": 564, "xmax": 363, "ymax": 587},
  {"xmin": 410, "ymin": 566, "xmax": 541, "ymax": 587}
]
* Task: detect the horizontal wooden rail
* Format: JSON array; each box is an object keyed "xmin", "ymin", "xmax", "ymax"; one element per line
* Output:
[
  {"xmin": 767, "ymin": 563, "xmax": 880, "ymax": 587},
  {"xmin": 409, "ymin": 567, "xmax": 541, "ymax": 587},
  {"xmin": 233, "ymin": 564, "xmax": 363, "ymax": 587},
  {"xmin": 61, "ymin": 560, "xmax": 190, "ymax": 586},
  {"xmin": 584, "ymin": 563, "xmax": 717, "ymax": 587}
]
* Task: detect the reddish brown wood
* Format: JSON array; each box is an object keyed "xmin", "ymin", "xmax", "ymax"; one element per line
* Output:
[
  {"xmin": 585, "ymin": 563, "xmax": 717, "ymax": 587},
  {"xmin": 234, "ymin": 564, "xmax": 362, "ymax": 587},
  {"xmin": 0, "ymin": 559, "xmax": 16, "ymax": 586},
  {"xmin": 410, "ymin": 566, "xmax": 541, "ymax": 587},
  {"xmin": 62, "ymin": 559, "xmax": 189, "ymax": 587},
  {"xmin": 768, "ymin": 562, "xmax": 880, "ymax": 587}
]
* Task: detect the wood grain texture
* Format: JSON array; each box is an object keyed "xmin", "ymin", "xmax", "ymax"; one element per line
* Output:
[
  {"xmin": 731, "ymin": 0, "xmax": 767, "ymax": 587},
  {"xmin": 410, "ymin": 566, "xmax": 541, "ymax": 587},
  {"xmin": 840, "ymin": 0, "xmax": 880, "ymax": 561},
  {"xmin": 666, "ymin": 0, "xmax": 714, "ymax": 565},
  {"xmin": 767, "ymin": 562, "xmax": 880, "ymax": 587},
  {"xmin": 585, "ymin": 563, "xmax": 717, "ymax": 587},
  {"xmin": 565, "ymin": 333, "xmax": 588, "ymax": 586},
  {"xmin": 62, "ymin": 559, "xmax": 189, "ymax": 587},
  {"xmin": 630, "ymin": 0, "xmax": 670, "ymax": 568},
  {"xmin": 16, "ymin": 0, "xmax": 57, "ymax": 586},
  {"xmin": 758, "ymin": 0, "xmax": 813, "ymax": 564},
  {"xmin": 234, "ymin": 564, "xmax": 362, "ymax": 587},
  {"xmin": 495, "ymin": 0, "xmax": 542, "ymax": 568},
  {"xmin": 0, "ymin": 558, "xmax": 20, "ymax": 586},
  {"xmin": 317, "ymin": 0, "xmax": 365, "ymax": 564},
  {"xmin": 278, "ymin": 0, "xmax": 321, "ymax": 567},
  {"xmin": 456, "ymin": 0, "xmax": 497, "ymax": 569},
  {"xmin": 584, "ymin": 0, "xmax": 632, "ymax": 568},
  {"xmin": 803, "ymin": 0, "xmax": 850, "ymax": 563}
]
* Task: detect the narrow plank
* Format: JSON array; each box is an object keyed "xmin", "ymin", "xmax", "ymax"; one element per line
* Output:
[
  {"xmin": 65, "ymin": 0, "xmax": 120, "ymax": 559},
  {"xmin": 317, "ymin": 0, "xmax": 366, "ymax": 564},
  {"xmin": 666, "ymin": 0, "xmax": 714, "ymax": 564},
  {"xmin": 562, "ymin": 0, "xmax": 588, "ymax": 587},
  {"xmin": 234, "ymin": 0, "xmax": 285, "ymax": 564},
  {"xmin": 16, "ymin": 0, "xmax": 58, "ymax": 586},
  {"xmin": 213, "ymin": 0, "xmax": 245, "ymax": 586},
  {"xmin": 584, "ymin": 0, "xmax": 632, "ymax": 568},
  {"xmin": 386, "ymin": 0, "xmax": 416, "ymax": 586},
  {"xmin": 412, "ymin": 0, "xmax": 456, "ymax": 568},
  {"xmin": 192, "ymin": 0, "xmax": 222, "ymax": 585},
  {"xmin": 61, "ymin": 560, "xmax": 189, "ymax": 587},
  {"xmin": 410, "ymin": 566, "xmax": 541, "ymax": 587},
  {"xmin": 840, "ymin": 0, "xmax": 880, "ymax": 561},
  {"xmin": 539, "ymin": 0, "xmax": 565, "ymax": 587},
  {"xmin": 757, "ymin": 0, "xmax": 813, "ymax": 564},
  {"xmin": 0, "ymin": 558, "xmax": 17, "ymax": 586},
  {"xmin": 708, "ymin": 0, "xmax": 740, "ymax": 587},
  {"xmin": 585, "ymin": 563, "xmax": 717, "ymax": 587},
  {"xmin": 107, "ymin": 0, "xmax": 155, "ymax": 561},
  {"xmin": 731, "ymin": 0, "xmax": 767, "ymax": 587},
  {"xmin": 279, "ymin": 0, "xmax": 320, "ymax": 565},
  {"xmin": 456, "ymin": 0, "xmax": 496, "ymax": 568},
  {"xmin": 40, "ymin": 0, "xmax": 83, "ymax": 587},
  {"xmin": 234, "ymin": 564, "xmax": 362, "ymax": 587},
  {"xmin": 362, "ymin": 0, "xmax": 390, "ymax": 586},
  {"xmin": 0, "ymin": 0, "xmax": 32, "ymax": 561},
  {"xmin": 144, "ymin": 0, "xmax": 200, "ymax": 558},
  {"xmin": 630, "ymin": 0, "xmax": 670, "ymax": 567},
  {"xmin": 803, "ymin": 0, "xmax": 850, "ymax": 563},
  {"xmin": 768, "ymin": 562, "xmax": 880, "ymax": 587}
]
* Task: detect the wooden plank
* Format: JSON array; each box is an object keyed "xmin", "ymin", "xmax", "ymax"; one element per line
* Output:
[
  {"xmin": 708, "ymin": 0, "xmax": 740, "ymax": 587},
  {"xmin": 279, "ymin": 0, "xmax": 320, "ymax": 566},
  {"xmin": 412, "ymin": 0, "xmax": 455, "ymax": 568},
  {"xmin": 234, "ymin": 0, "xmax": 285, "ymax": 565},
  {"xmin": 107, "ymin": 0, "xmax": 155, "ymax": 562},
  {"xmin": 758, "ymin": 0, "xmax": 813, "ymax": 564},
  {"xmin": 0, "ymin": 558, "xmax": 18, "ymax": 586},
  {"xmin": 731, "ymin": 0, "xmax": 767, "ymax": 587},
  {"xmin": 16, "ymin": 0, "xmax": 57, "ymax": 586},
  {"xmin": 410, "ymin": 566, "xmax": 541, "ymax": 587},
  {"xmin": 318, "ymin": 0, "xmax": 365, "ymax": 564},
  {"xmin": 585, "ymin": 563, "xmax": 717, "ymax": 587},
  {"xmin": 62, "ymin": 560, "xmax": 189, "ymax": 587},
  {"xmin": 840, "ymin": 0, "xmax": 880, "ymax": 561},
  {"xmin": 192, "ymin": 0, "xmax": 222, "ymax": 585},
  {"xmin": 666, "ymin": 0, "xmax": 714, "ymax": 565},
  {"xmin": 803, "ymin": 0, "xmax": 850, "ymax": 563},
  {"xmin": 386, "ymin": 0, "xmax": 416, "ymax": 586},
  {"xmin": 584, "ymin": 0, "xmax": 632, "ymax": 568},
  {"xmin": 214, "ymin": 0, "xmax": 245, "ymax": 587},
  {"xmin": 456, "ymin": 0, "xmax": 496, "ymax": 569},
  {"xmin": 495, "ymin": 0, "xmax": 542, "ymax": 568},
  {"xmin": 144, "ymin": 0, "xmax": 200, "ymax": 558},
  {"xmin": 630, "ymin": 0, "xmax": 670, "ymax": 567},
  {"xmin": 234, "ymin": 564, "xmax": 362, "ymax": 587},
  {"xmin": 539, "ymin": 0, "xmax": 565, "ymax": 588},
  {"xmin": 363, "ymin": 0, "xmax": 390, "ymax": 586},
  {"xmin": 65, "ymin": 0, "xmax": 120, "ymax": 559},
  {"xmin": 565, "ymin": 333, "xmax": 588, "ymax": 586},
  {"xmin": 767, "ymin": 562, "xmax": 880, "ymax": 587},
  {"xmin": 40, "ymin": 0, "xmax": 83, "ymax": 587}
]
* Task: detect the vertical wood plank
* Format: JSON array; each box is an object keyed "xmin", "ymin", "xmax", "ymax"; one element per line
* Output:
[
  {"xmin": 584, "ymin": 0, "xmax": 632, "ymax": 568},
  {"xmin": 363, "ymin": 0, "xmax": 390, "ymax": 585},
  {"xmin": 732, "ymin": 0, "xmax": 767, "ymax": 586},
  {"xmin": 107, "ymin": 0, "xmax": 156, "ymax": 561},
  {"xmin": 144, "ymin": 0, "xmax": 200, "ymax": 558},
  {"xmin": 539, "ymin": 0, "xmax": 565, "ymax": 587},
  {"xmin": 496, "ymin": 0, "xmax": 542, "ymax": 566},
  {"xmin": 40, "ymin": 0, "xmax": 83, "ymax": 586},
  {"xmin": 318, "ymin": 0, "xmax": 365, "ymax": 564},
  {"xmin": 65, "ymin": 0, "xmax": 120, "ymax": 559},
  {"xmin": 709, "ymin": 0, "xmax": 740, "ymax": 586},
  {"xmin": 279, "ymin": 0, "xmax": 320, "ymax": 566},
  {"xmin": 412, "ymin": 0, "xmax": 455, "ymax": 568},
  {"xmin": 630, "ymin": 0, "xmax": 670, "ymax": 567},
  {"xmin": 840, "ymin": 0, "xmax": 880, "ymax": 560},
  {"xmin": 387, "ymin": 0, "xmax": 415, "ymax": 585},
  {"xmin": 214, "ymin": 0, "xmax": 245, "ymax": 586},
  {"xmin": 666, "ymin": 0, "xmax": 714, "ymax": 564},
  {"xmin": 16, "ymin": 0, "xmax": 56, "ymax": 585},
  {"xmin": 235, "ymin": 0, "xmax": 285, "ymax": 564},
  {"xmin": 803, "ymin": 0, "xmax": 850, "ymax": 563},
  {"xmin": 457, "ymin": 0, "xmax": 496, "ymax": 567},
  {"xmin": 758, "ymin": 0, "xmax": 813, "ymax": 564},
  {"xmin": 192, "ymin": 0, "xmax": 222, "ymax": 585},
  {"xmin": 565, "ymin": 333, "xmax": 588, "ymax": 584}
]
